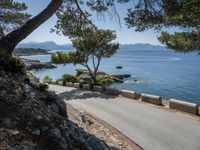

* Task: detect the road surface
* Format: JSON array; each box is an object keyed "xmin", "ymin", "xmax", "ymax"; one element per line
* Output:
[{"xmin": 49, "ymin": 84, "xmax": 200, "ymax": 150}]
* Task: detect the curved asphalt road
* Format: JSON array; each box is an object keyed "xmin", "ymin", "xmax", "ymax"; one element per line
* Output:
[{"xmin": 50, "ymin": 85, "xmax": 200, "ymax": 150}]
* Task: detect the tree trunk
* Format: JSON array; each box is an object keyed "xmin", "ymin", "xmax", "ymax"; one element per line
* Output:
[
  {"xmin": 93, "ymin": 57, "xmax": 101, "ymax": 84},
  {"xmin": 0, "ymin": 27, "xmax": 4, "ymax": 40},
  {"xmin": 0, "ymin": 0, "xmax": 63, "ymax": 56}
]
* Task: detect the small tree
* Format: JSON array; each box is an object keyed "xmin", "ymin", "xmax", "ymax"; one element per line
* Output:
[{"xmin": 52, "ymin": 28, "xmax": 119, "ymax": 84}]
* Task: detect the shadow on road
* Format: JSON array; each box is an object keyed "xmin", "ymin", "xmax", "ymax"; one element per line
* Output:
[{"xmin": 58, "ymin": 89, "xmax": 117, "ymax": 101}]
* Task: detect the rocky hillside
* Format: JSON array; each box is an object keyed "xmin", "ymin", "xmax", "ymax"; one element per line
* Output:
[{"xmin": 0, "ymin": 67, "xmax": 108, "ymax": 150}]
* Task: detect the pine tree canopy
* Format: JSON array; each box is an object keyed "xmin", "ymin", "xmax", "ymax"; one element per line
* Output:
[
  {"xmin": 125, "ymin": 0, "xmax": 200, "ymax": 53},
  {"xmin": 0, "ymin": 0, "xmax": 31, "ymax": 38}
]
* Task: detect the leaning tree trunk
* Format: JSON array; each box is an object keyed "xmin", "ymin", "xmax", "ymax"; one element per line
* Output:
[
  {"xmin": 0, "ymin": 0, "xmax": 63, "ymax": 56},
  {"xmin": 0, "ymin": 27, "xmax": 4, "ymax": 40}
]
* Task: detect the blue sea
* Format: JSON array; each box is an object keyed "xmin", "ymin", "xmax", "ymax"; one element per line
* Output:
[{"xmin": 22, "ymin": 48, "xmax": 200, "ymax": 104}]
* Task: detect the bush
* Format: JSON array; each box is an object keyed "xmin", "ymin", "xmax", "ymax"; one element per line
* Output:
[
  {"xmin": 2, "ymin": 57, "xmax": 26, "ymax": 74},
  {"xmin": 42, "ymin": 75, "xmax": 52, "ymax": 83},
  {"xmin": 60, "ymin": 74, "xmax": 78, "ymax": 83},
  {"xmin": 0, "ymin": 48, "xmax": 4, "ymax": 56},
  {"xmin": 96, "ymin": 76, "xmax": 114, "ymax": 86},
  {"xmin": 75, "ymin": 69, "xmax": 84, "ymax": 77}
]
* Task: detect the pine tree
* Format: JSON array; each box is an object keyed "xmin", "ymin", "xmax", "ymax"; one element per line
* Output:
[{"xmin": 0, "ymin": 0, "xmax": 30, "ymax": 38}]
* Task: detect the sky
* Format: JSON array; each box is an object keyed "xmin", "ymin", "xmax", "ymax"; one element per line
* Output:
[{"xmin": 16, "ymin": 0, "xmax": 162, "ymax": 45}]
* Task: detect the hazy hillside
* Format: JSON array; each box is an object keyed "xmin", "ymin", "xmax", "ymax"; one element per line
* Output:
[
  {"xmin": 119, "ymin": 43, "xmax": 170, "ymax": 51},
  {"xmin": 17, "ymin": 41, "xmax": 73, "ymax": 50},
  {"xmin": 17, "ymin": 42, "xmax": 170, "ymax": 51}
]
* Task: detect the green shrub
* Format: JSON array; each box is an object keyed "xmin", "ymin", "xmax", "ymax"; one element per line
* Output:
[
  {"xmin": 75, "ymin": 69, "xmax": 84, "ymax": 77},
  {"xmin": 0, "ymin": 48, "xmax": 4, "ymax": 56},
  {"xmin": 60, "ymin": 74, "xmax": 78, "ymax": 83},
  {"xmin": 42, "ymin": 75, "xmax": 52, "ymax": 83},
  {"xmin": 96, "ymin": 76, "xmax": 114, "ymax": 85},
  {"xmin": 2, "ymin": 57, "xmax": 26, "ymax": 74}
]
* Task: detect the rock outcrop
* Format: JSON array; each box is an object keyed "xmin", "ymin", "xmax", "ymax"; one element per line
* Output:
[
  {"xmin": 76, "ymin": 69, "xmax": 131, "ymax": 84},
  {"xmin": 21, "ymin": 58, "xmax": 57, "ymax": 70},
  {"xmin": 0, "ymin": 67, "xmax": 108, "ymax": 150},
  {"xmin": 26, "ymin": 62, "xmax": 57, "ymax": 70}
]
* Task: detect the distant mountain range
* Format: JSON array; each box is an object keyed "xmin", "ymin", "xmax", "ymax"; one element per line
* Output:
[
  {"xmin": 119, "ymin": 43, "xmax": 169, "ymax": 51},
  {"xmin": 17, "ymin": 41, "xmax": 73, "ymax": 50},
  {"xmin": 17, "ymin": 41, "xmax": 169, "ymax": 51}
]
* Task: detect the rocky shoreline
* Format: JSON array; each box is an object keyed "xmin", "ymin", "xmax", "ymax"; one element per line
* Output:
[
  {"xmin": 21, "ymin": 58, "xmax": 57, "ymax": 71},
  {"xmin": 77, "ymin": 69, "xmax": 132, "ymax": 84}
]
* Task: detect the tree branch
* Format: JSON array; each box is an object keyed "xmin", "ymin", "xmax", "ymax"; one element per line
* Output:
[
  {"xmin": 0, "ymin": 0, "xmax": 63, "ymax": 56},
  {"xmin": 85, "ymin": 55, "xmax": 95, "ymax": 83},
  {"xmin": 92, "ymin": 53, "xmax": 96, "ymax": 70},
  {"xmin": 74, "ymin": 0, "xmax": 97, "ymax": 30}
]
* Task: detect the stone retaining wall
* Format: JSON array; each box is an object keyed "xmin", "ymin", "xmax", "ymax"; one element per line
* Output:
[
  {"xmin": 57, "ymin": 81, "xmax": 64, "ymax": 86},
  {"xmin": 104, "ymin": 87, "xmax": 120, "ymax": 95},
  {"xmin": 93, "ymin": 85, "xmax": 105, "ymax": 92},
  {"xmin": 141, "ymin": 93, "xmax": 162, "ymax": 106},
  {"xmin": 73, "ymin": 83, "xmax": 82, "ymax": 88},
  {"xmin": 82, "ymin": 84, "xmax": 92, "ymax": 90},
  {"xmin": 169, "ymin": 99, "xmax": 199, "ymax": 115},
  {"xmin": 120, "ymin": 90, "xmax": 137, "ymax": 99},
  {"xmin": 65, "ymin": 82, "xmax": 73, "ymax": 87}
]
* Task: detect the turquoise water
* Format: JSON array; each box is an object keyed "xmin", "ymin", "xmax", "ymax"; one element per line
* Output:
[{"xmin": 22, "ymin": 49, "xmax": 200, "ymax": 104}]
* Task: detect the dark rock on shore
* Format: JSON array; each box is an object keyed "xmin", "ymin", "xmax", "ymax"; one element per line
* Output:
[
  {"xmin": 0, "ymin": 68, "xmax": 108, "ymax": 150},
  {"xmin": 76, "ymin": 69, "xmax": 131, "ymax": 84},
  {"xmin": 116, "ymin": 66, "xmax": 123, "ymax": 69},
  {"xmin": 21, "ymin": 58, "xmax": 57, "ymax": 70},
  {"xmin": 76, "ymin": 69, "xmax": 108, "ymax": 76},
  {"xmin": 111, "ymin": 74, "xmax": 131, "ymax": 79},
  {"xmin": 26, "ymin": 62, "xmax": 57, "ymax": 70}
]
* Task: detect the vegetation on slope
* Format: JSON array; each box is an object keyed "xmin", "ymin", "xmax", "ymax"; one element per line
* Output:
[{"xmin": 14, "ymin": 48, "xmax": 49, "ymax": 56}]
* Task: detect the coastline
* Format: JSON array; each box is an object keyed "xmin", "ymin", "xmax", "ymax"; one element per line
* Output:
[
  {"xmin": 21, "ymin": 52, "xmax": 200, "ymax": 105},
  {"xmin": 16, "ymin": 52, "xmax": 50, "ymax": 57}
]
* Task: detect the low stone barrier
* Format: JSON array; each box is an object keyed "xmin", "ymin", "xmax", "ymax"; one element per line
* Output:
[
  {"xmin": 52, "ymin": 81, "xmax": 200, "ymax": 116},
  {"xmin": 104, "ymin": 87, "xmax": 120, "ymax": 96},
  {"xmin": 141, "ymin": 93, "xmax": 162, "ymax": 105},
  {"xmin": 134, "ymin": 93, "xmax": 141, "ymax": 100},
  {"xmin": 65, "ymin": 82, "xmax": 73, "ymax": 87},
  {"xmin": 51, "ymin": 80, "xmax": 57, "ymax": 85},
  {"xmin": 169, "ymin": 99, "xmax": 199, "ymax": 115},
  {"xmin": 93, "ymin": 85, "xmax": 105, "ymax": 92},
  {"xmin": 73, "ymin": 83, "xmax": 82, "ymax": 88},
  {"xmin": 120, "ymin": 90, "xmax": 137, "ymax": 99},
  {"xmin": 57, "ymin": 81, "xmax": 64, "ymax": 86},
  {"xmin": 82, "ymin": 84, "xmax": 92, "ymax": 90}
]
